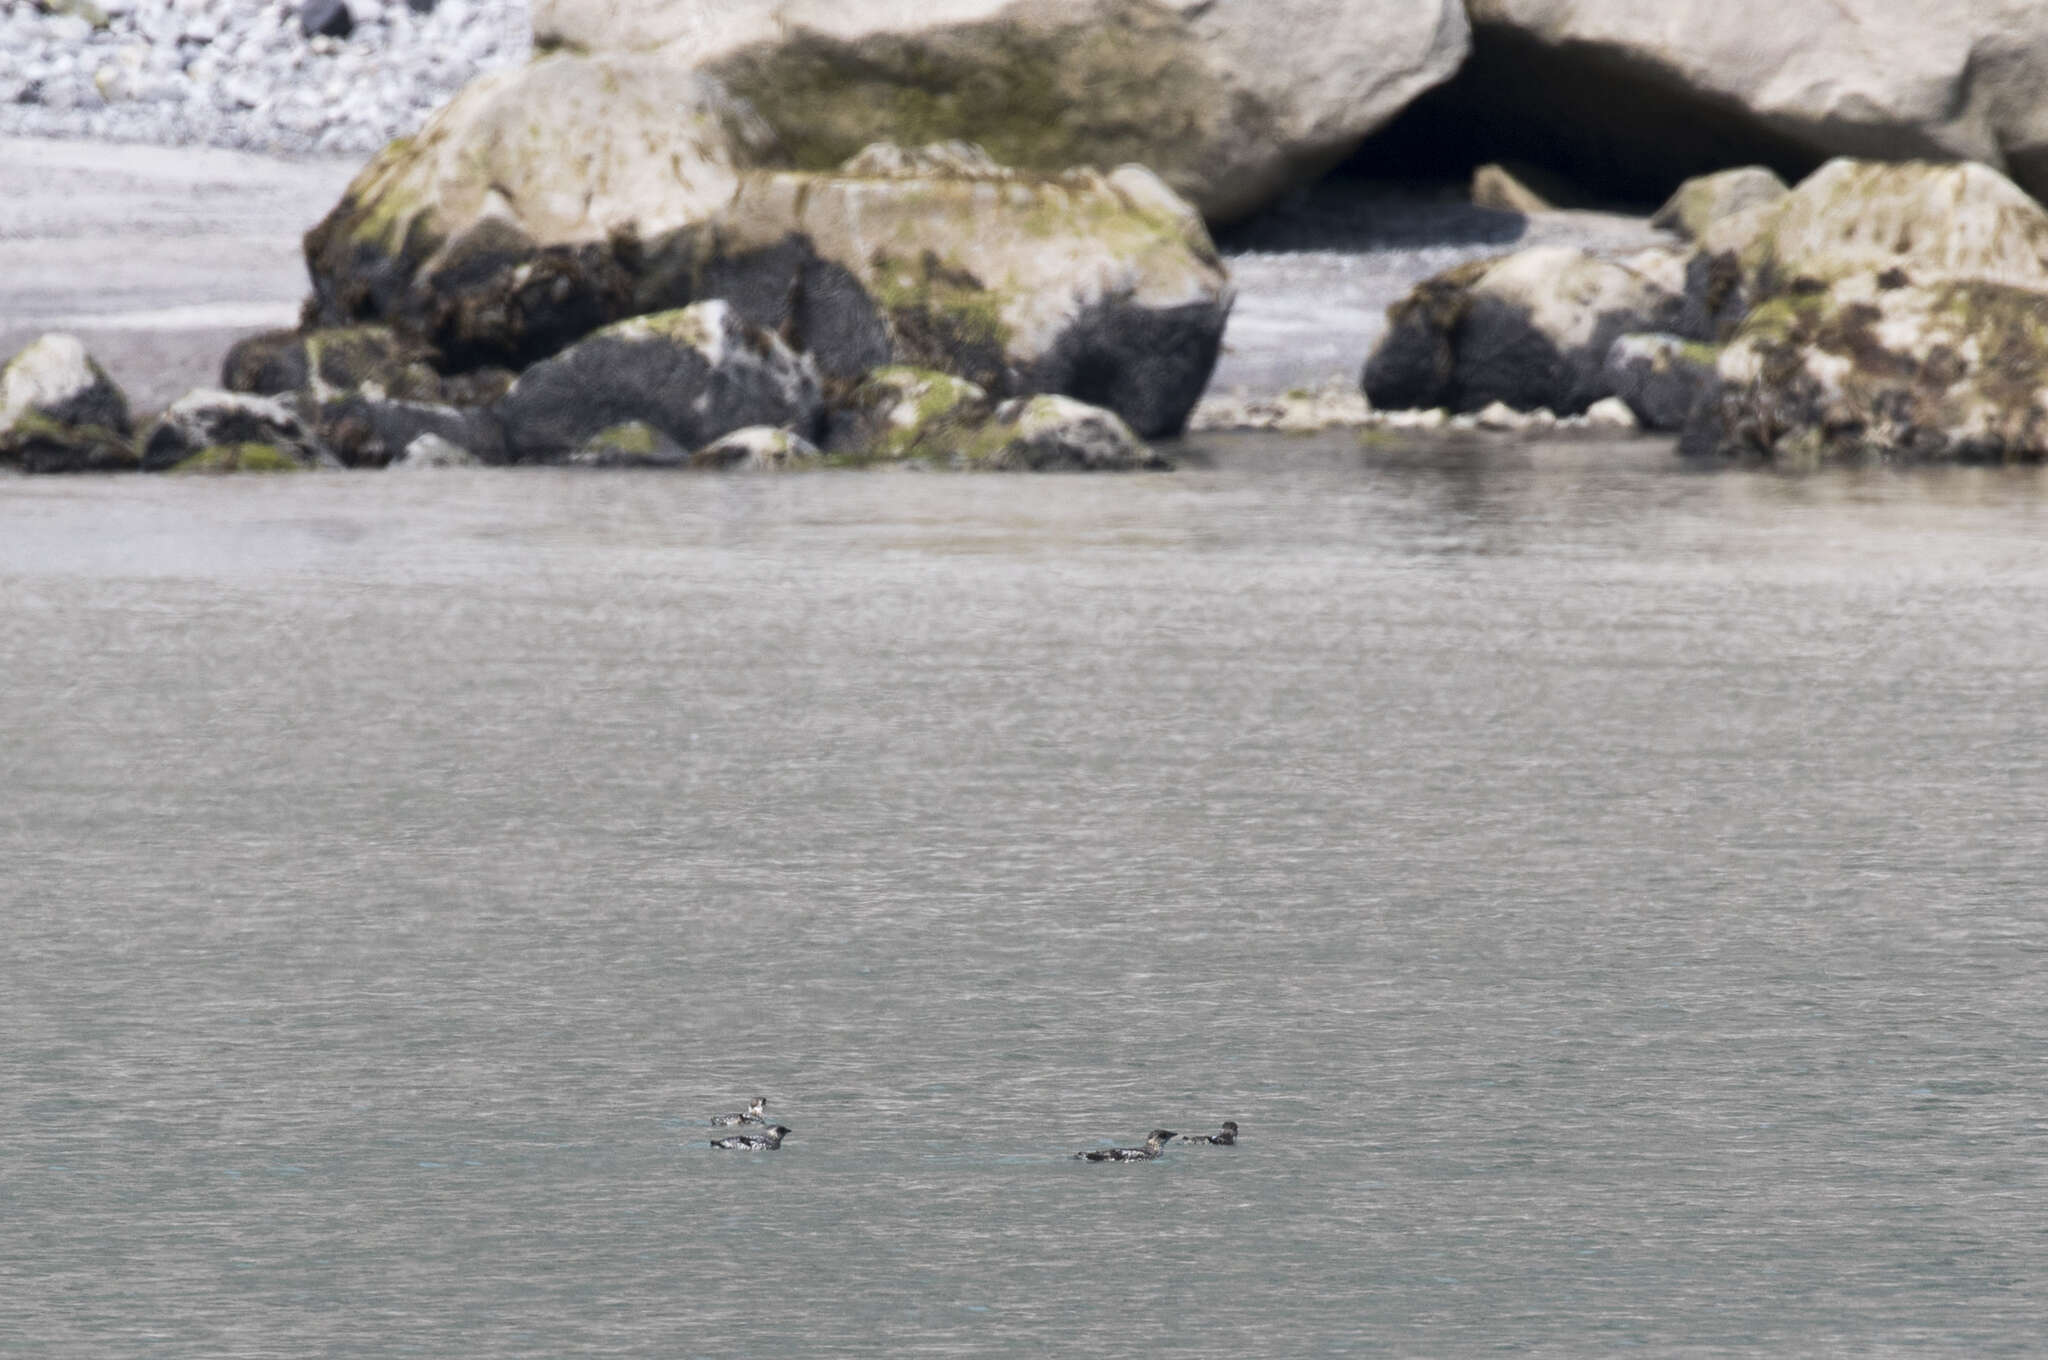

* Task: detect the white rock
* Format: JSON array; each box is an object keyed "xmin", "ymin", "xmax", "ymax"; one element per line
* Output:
[{"xmin": 1582, "ymin": 396, "xmax": 1640, "ymax": 431}]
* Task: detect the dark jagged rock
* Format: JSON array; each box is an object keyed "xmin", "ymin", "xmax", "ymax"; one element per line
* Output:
[
  {"xmin": 315, "ymin": 392, "xmax": 503, "ymax": 468},
  {"xmin": 1602, "ymin": 333, "xmax": 1720, "ymax": 432},
  {"xmin": 493, "ymin": 302, "xmax": 823, "ymax": 464},
  {"xmin": 300, "ymin": 0, "xmax": 352, "ymax": 40}
]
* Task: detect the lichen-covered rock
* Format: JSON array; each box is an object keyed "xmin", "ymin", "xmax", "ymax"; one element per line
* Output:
[
  {"xmin": 1688, "ymin": 273, "xmax": 2048, "ymax": 465},
  {"xmin": 307, "ymin": 61, "xmax": 1233, "ymax": 437},
  {"xmin": 531, "ymin": 0, "xmax": 1471, "ymax": 224},
  {"xmin": 222, "ymin": 325, "xmax": 443, "ymax": 403},
  {"xmin": 494, "ymin": 302, "xmax": 823, "ymax": 464},
  {"xmin": 958, "ymin": 394, "xmax": 1169, "ymax": 471},
  {"xmin": 1461, "ymin": 0, "xmax": 2048, "ymax": 205},
  {"xmin": 692, "ymin": 426, "xmax": 824, "ymax": 470},
  {"xmin": 140, "ymin": 390, "xmax": 330, "ymax": 472},
  {"xmin": 1699, "ymin": 159, "xmax": 2048, "ymax": 298},
  {"xmin": 1363, "ymin": 246, "xmax": 1693, "ymax": 415},
  {"xmin": 0, "ymin": 333, "xmax": 137, "ymax": 472},
  {"xmin": 1650, "ymin": 167, "xmax": 1788, "ymax": 241},
  {"xmin": 1602, "ymin": 332, "xmax": 1720, "ymax": 432}
]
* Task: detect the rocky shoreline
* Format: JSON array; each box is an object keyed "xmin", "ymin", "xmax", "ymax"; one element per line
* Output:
[{"xmin": 9, "ymin": 1, "xmax": 2048, "ymax": 474}]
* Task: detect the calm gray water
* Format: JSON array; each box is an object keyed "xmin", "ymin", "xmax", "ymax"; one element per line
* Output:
[{"xmin": 5, "ymin": 435, "xmax": 2048, "ymax": 1356}]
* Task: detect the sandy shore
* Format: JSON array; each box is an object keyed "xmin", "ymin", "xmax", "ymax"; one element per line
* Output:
[{"xmin": 2, "ymin": 137, "xmax": 1675, "ymax": 417}]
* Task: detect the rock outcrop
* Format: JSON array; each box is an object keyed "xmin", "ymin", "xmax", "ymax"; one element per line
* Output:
[
  {"xmin": 528, "ymin": 0, "xmax": 1471, "ymax": 223},
  {"xmin": 1683, "ymin": 159, "xmax": 2048, "ymax": 464},
  {"xmin": 493, "ymin": 302, "xmax": 823, "ymax": 464},
  {"xmin": 1440, "ymin": 1, "xmax": 2048, "ymax": 205},
  {"xmin": 1363, "ymin": 245, "xmax": 1693, "ymax": 415},
  {"xmin": 304, "ymin": 57, "xmax": 1232, "ymax": 437},
  {"xmin": 1694, "ymin": 275, "xmax": 2048, "ymax": 465},
  {"xmin": 0, "ymin": 333, "xmax": 138, "ymax": 472}
]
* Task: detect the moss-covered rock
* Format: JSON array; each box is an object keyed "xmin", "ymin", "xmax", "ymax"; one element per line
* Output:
[
  {"xmin": 222, "ymin": 325, "xmax": 444, "ymax": 404},
  {"xmin": 828, "ymin": 365, "xmax": 993, "ymax": 461},
  {"xmin": 0, "ymin": 410, "xmax": 139, "ymax": 473},
  {"xmin": 495, "ymin": 302, "xmax": 823, "ymax": 463},
  {"xmin": 956, "ymin": 394, "xmax": 1170, "ymax": 471},
  {"xmin": 1, "ymin": 333, "xmax": 137, "ymax": 471},
  {"xmin": 569, "ymin": 420, "xmax": 690, "ymax": 467},
  {"xmin": 1689, "ymin": 273, "xmax": 2048, "ymax": 465},
  {"xmin": 532, "ymin": 0, "xmax": 1471, "ymax": 224},
  {"xmin": 141, "ymin": 390, "xmax": 330, "ymax": 472},
  {"xmin": 302, "ymin": 54, "xmax": 772, "ymax": 371},
  {"xmin": 169, "ymin": 443, "xmax": 309, "ymax": 474},
  {"xmin": 1364, "ymin": 246, "xmax": 1694, "ymax": 415}
]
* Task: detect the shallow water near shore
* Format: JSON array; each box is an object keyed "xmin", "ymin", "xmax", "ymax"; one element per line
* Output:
[{"xmin": 6, "ymin": 433, "xmax": 2048, "ymax": 1355}]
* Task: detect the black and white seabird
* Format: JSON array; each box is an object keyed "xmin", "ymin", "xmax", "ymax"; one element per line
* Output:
[
  {"xmin": 1075, "ymin": 1129, "xmax": 1176, "ymax": 1162},
  {"xmin": 711, "ymin": 1124, "xmax": 793, "ymax": 1151}
]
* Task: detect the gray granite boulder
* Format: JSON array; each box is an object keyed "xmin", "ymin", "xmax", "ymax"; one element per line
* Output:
[{"xmin": 530, "ymin": 0, "xmax": 1471, "ymax": 223}]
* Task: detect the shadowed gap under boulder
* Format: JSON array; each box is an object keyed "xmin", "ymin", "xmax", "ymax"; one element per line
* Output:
[{"xmin": 1340, "ymin": 22, "xmax": 1832, "ymax": 210}]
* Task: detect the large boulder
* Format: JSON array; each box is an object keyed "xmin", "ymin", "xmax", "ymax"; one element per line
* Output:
[
  {"xmin": 302, "ymin": 55, "xmax": 771, "ymax": 373},
  {"xmin": 1363, "ymin": 245, "xmax": 1693, "ymax": 414},
  {"xmin": 529, "ymin": 0, "xmax": 1471, "ymax": 223},
  {"xmin": 305, "ymin": 56, "xmax": 1233, "ymax": 437},
  {"xmin": 1699, "ymin": 158, "xmax": 2048, "ymax": 296},
  {"xmin": 1445, "ymin": 1, "xmax": 2048, "ymax": 205},
  {"xmin": 0, "ymin": 333, "xmax": 137, "ymax": 473},
  {"xmin": 494, "ymin": 302, "xmax": 824, "ymax": 463},
  {"xmin": 718, "ymin": 143, "xmax": 1231, "ymax": 437},
  {"xmin": 1689, "ymin": 274, "xmax": 2048, "ymax": 465}
]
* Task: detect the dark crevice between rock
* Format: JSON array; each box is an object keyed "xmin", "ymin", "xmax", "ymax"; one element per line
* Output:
[{"xmin": 1336, "ymin": 22, "xmax": 1834, "ymax": 212}]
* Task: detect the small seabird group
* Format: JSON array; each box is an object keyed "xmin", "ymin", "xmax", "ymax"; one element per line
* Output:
[
  {"xmin": 1075, "ymin": 1121, "xmax": 1238, "ymax": 1162},
  {"xmin": 707, "ymin": 1096, "xmax": 793, "ymax": 1151}
]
